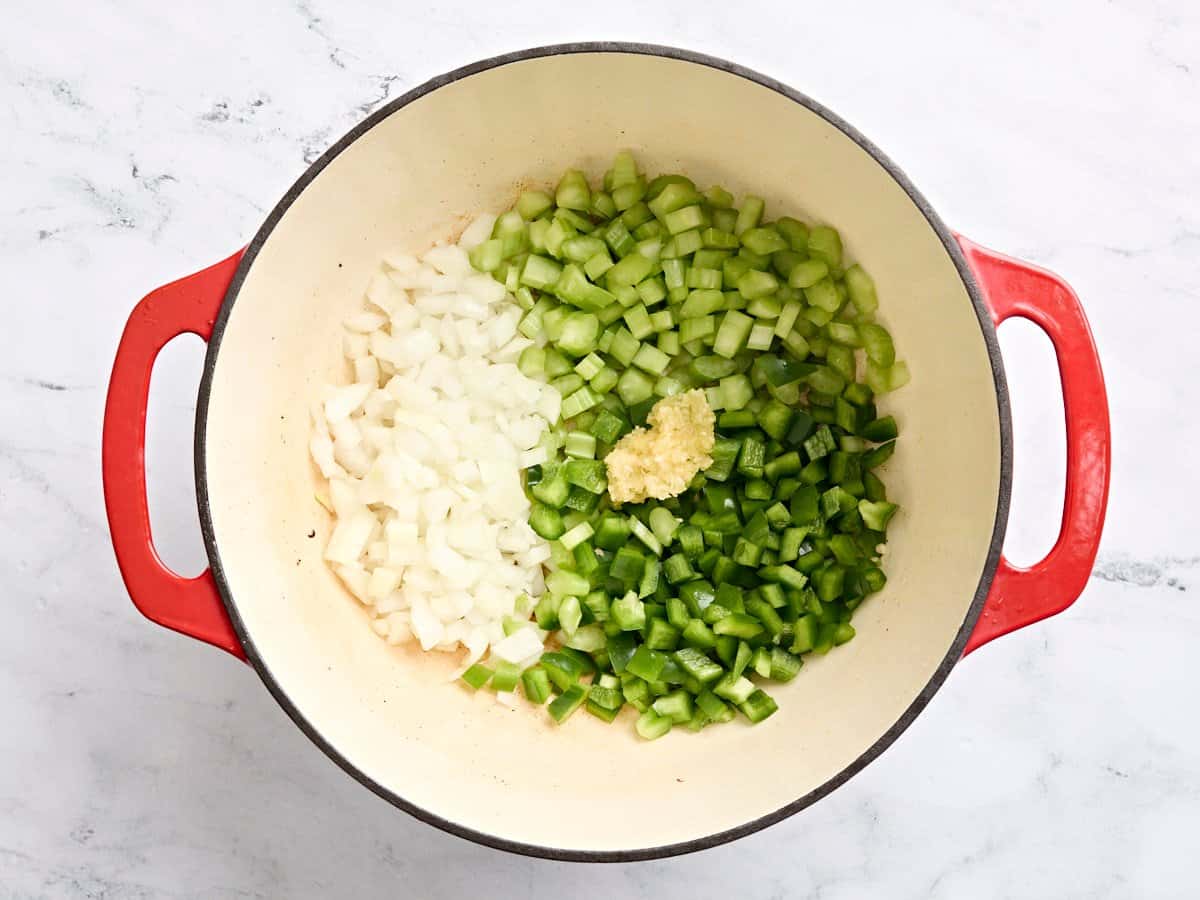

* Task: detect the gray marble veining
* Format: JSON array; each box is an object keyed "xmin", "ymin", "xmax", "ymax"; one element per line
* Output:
[{"xmin": 2, "ymin": 0, "xmax": 1197, "ymax": 896}]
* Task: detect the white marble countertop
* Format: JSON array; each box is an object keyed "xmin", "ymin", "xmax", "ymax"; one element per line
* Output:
[{"xmin": 3, "ymin": 1, "xmax": 1197, "ymax": 896}]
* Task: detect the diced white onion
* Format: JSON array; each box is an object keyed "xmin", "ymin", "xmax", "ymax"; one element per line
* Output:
[
  {"xmin": 325, "ymin": 511, "xmax": 375, "ymax": 565},
  {"xmin": 325, "ymin": 383, "xmax": 372, "ymax": 422},
  {"xmin": 519, "ymin": 446, "xmax": 549, "ymax": 469},
  {"xmin": 311, "ymin": 218, "xmax": 559, "ymax": 664},
  {"xmin": 345, "ymin": 311, "xmax": 388, "ymax": 334},
  {"xmin": 422, "ymin": 244, "xmax": 472, "ymax": 278},
  {"xmin": 343, "ymin": 332, "xmax": 369, "ymax": 360},
  {"xmin": 491, "ymin": 627, "xmax": 544, "ymax": 664},
  {"xmin": 458, "ymin": 213, "xmax": 497, "ymax": 250}
]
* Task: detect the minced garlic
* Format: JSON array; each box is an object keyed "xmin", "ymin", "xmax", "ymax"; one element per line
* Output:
[{"xmin": 605, "ymin": 390, "xmax": 715, "ymax": 504}]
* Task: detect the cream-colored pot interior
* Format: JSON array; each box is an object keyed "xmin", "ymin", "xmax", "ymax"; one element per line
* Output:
[{"xmin": 200, "ymin": 49, "xmax": 1003, "ymax": 856}]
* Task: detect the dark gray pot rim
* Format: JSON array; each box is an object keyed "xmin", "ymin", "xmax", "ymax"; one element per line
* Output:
[{"xmin": 195, "ymin": 41, "xmax": 1012, "ymax": 863}]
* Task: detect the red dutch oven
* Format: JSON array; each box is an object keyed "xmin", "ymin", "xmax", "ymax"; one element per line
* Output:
[{"xmin": 103, "ymin": 44, "xmax": 1110, "ymax": 860}]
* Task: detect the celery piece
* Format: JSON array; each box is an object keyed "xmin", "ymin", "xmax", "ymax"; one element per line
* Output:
[
  {"xmin": 555, "ymin": 169, "xmax": 591, "ymax": 211},
  {"xmin": 517, "ymin": 190, "xmax": 553, "ymax": 220},
  {"xmin": 807, "ymin": 225, "xmax": 843, "ymax": 268},
  {"xmin": 844, "ymin": 264, "xmax": 879, "ymax": 315}
]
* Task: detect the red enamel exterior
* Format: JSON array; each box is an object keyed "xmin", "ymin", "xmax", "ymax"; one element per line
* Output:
[
  {"xmin": 958, "ymin": 236, "xmax": 1111, "ymax": 654},
  {"xmin": 102, "ymin": 251, "xmax": 247, "ymax": 660},
  {"xmin": 101, "ymin": 239, "xmax": 1110, "ymax": 660}
]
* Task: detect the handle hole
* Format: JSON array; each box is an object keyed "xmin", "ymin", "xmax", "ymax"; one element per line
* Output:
[
  {"xmin": 146, "ymin": 333, "xmax": 208, "ymax": 578},
  {"xmin": 997, "ymin": 318, "xmax": 1066, "ymax": 567}
]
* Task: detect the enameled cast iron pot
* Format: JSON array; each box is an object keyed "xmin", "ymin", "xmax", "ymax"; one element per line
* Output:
[{"xmin": 102, "ymin": 44, "xmax": 1111, "ymax": 861}]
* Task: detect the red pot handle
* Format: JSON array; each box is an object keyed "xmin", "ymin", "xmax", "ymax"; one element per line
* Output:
[
  {"xmin": 956, "ymin": 236, "xmax": 1111, "ymax": 654},
  {"xmin": 103, "ymin": 252, "xmax": 247, "ymax": 660}
]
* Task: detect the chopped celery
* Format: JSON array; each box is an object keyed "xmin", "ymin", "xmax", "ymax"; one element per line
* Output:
[
  {"xmin": 632, "ymin": 343, "xmax": 671, "ymax": 375},
  {"xmin": 733, "ymin": 195, "xmax": 764, "ymax": 236},
  {"xmin": 521, "ymin": 255, "xmax": 562, "ymax": 290},
  {"xmin": 859, "ymin": 323, "xmax": 895, "ymax": 367},
  {"xmin": 844, "ymin": 264, "xmax": 878, "ymax": 315},
  {"xmin": 556, "ymin": 312, "xmax": 600, "ymax": 357},
  {"xmin": 617, "ymin": 368, "xmax": 655, "ymax": 407},
  {"xmin": 559, "ymin": 521, "xmax": 594, "ymax": 552},
  {"xmin": 564, "ymin": 431, "xmax": 597, "ymax": 459},
  {"xmin": 648, "ymin": 182, "xmax": 701, "ymax": 218},
  {"xmin": 807, "ymin": 225, "xmax": 842, "ymax": 268},
  {"xmin": 740, "ymin": 227, "xmax": 788, "ymax": 256},
  {"xmin": 623, "ymin": 304, "xmax": 654, "ymax": 340},
  {"xmin": 719, "ymin": 374, "xmax": 754, "ymax": 411},
  {"xmin": 517, "ymin": 190, "xmax": 553, "ymax": 220},
  {"xmin": 469, "ymin": 239, "xmax": 503, "ymax": 272},
  {"xmin": 555, "ymin": 169, "xmax": 591, "ymax": 211},
  {"xmin": 788, "ymin": 260, "xmax": 828, "ymax": 291},
  {"xmin": 459, "ymin": 151, "xmax": 905, "ymax": 739},
  {"xmin": 747, "ymin": 323, "xmax": 775, "ymax": 351},
  {"xmin": 713, "ymin": 310, "xmax": 754, "ymax": 358},
  {"xmin": 738, "ymin": 269, "xmax": 779, "ymax": 300}
]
